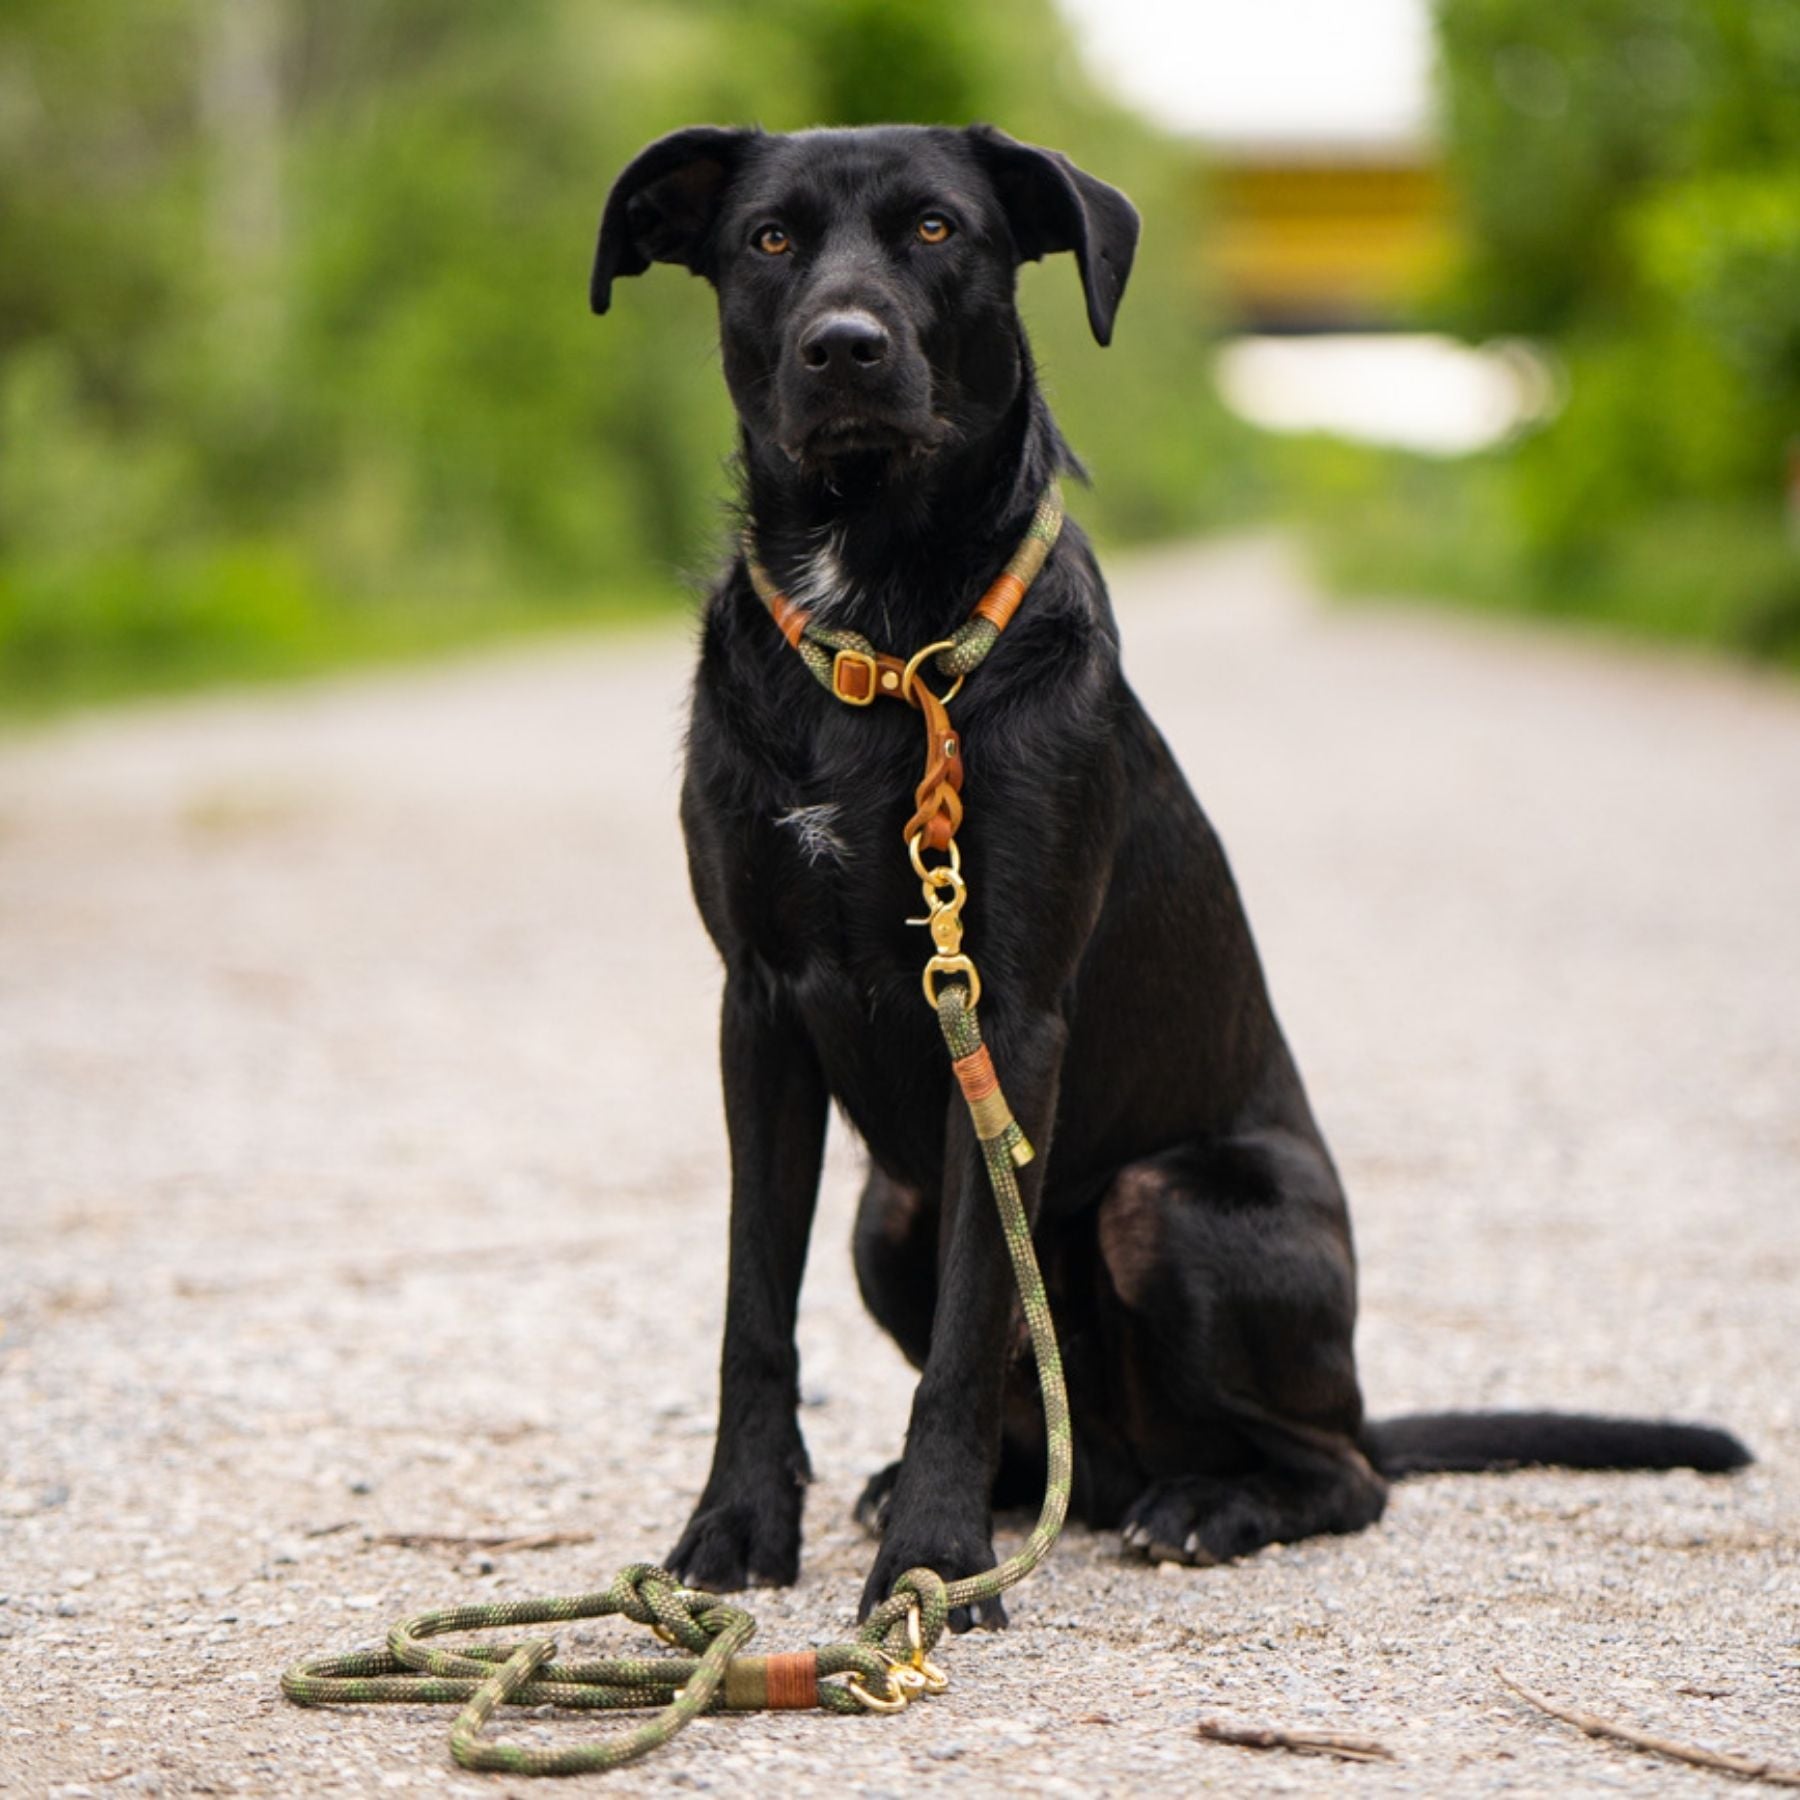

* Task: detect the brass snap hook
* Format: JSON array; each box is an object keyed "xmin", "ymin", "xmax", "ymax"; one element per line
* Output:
[
  {"xmin": 907, "ymin": 866, "xmax": 968, "ymax": 951},
  {"xmin": 842, "ymin": 1670, "xmax": 909, "ymax": 1713},
  {"xmin": 903, "ymin": 1604, "xmax": 950, "ymax": 1694}
]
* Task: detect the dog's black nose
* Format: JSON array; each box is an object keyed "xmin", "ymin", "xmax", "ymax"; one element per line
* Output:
[{"xmin": 798, "ymin": 311, "xmax": 890, "ymax": 376}]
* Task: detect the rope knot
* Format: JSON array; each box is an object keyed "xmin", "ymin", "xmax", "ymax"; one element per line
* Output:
[
  {"xmin": 611, "ymin": 1564, "xmax": 728, "ymax": 1654},
  {"xmin": 857, "ymin": 1564, "xmax": 952, "ymax": 1664}
]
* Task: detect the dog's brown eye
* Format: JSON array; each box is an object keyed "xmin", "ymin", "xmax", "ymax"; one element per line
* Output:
[
  {"xmin": 754, "ymin": 225, "xmax": 792, "ymax": 256},
  {"xmin": 916, "ymin": 215, "xmax": 953, "ymax": 245}
]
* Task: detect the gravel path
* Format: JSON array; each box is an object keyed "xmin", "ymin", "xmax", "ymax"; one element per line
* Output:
[{"xmin": 3, "ymin": 536, "xmax": 1796, "ymax": 1797}]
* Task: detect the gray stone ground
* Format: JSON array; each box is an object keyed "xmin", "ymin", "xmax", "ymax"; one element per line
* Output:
[{"xmin": 1, "ymin": 536, "xmax": 1795, "ymax": 1799}]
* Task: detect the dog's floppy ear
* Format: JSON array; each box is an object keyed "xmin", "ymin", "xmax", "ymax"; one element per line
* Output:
[
  {"xmin": 964, "ymin": 126, "xmax": 1140, "ymax": 346},
  {"xmin": 591, "ymin": 126, "xmax": 758, "ymax": 315}
]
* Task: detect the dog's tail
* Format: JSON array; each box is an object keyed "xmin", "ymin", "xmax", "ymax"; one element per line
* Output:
[{"xmin": 1361, "ymin": 1412, "xmax": 1751, "ymax": 1478}]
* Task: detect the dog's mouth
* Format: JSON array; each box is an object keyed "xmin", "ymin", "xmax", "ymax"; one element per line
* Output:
[{"xmin": 780, "ymin": 410, "xmax": 953, "ymax": 469}]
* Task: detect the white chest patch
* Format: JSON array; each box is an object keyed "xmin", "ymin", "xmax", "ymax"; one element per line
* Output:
[
  {"xmin": 787, "ymin": 530, "xmax": 856, "ymax": 622},
  {"xmin": 775, "ymin": 802, "xmax": 851, "ymax": 867}
]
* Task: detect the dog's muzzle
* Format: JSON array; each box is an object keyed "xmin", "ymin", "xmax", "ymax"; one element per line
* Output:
[{"xmin": 778, "ymin": 308, "xmax": 943, "ymax": 465}]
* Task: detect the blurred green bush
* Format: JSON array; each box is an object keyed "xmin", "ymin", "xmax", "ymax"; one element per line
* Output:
[
  {"xmin": 0, "ymin": 0, "xmax": 1244, "ymax": 710},
  {"xmin": 1300, "ymin": 0, "xmax": 1800, "ymax": 667}
]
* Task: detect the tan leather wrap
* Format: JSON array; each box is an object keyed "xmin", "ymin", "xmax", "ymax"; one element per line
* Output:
[
  {"xmin": 722, "ymin": 1651, "xmax": 819, "ymax": 1711},
  {"xmin": 952, "ymin": 1044, "xmax": 999, "ymax": 1102},
  {"xmin": 973, "ymin": 570, "xmax": 1028, "ymax": 631}
]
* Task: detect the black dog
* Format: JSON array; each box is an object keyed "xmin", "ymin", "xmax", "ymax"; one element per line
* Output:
[{"xmin": 591, "ymin": 124, "xmax": 1748, "ymax": 1630}]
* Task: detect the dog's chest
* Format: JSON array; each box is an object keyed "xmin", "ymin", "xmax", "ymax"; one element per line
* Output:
[
  {"xmin": 771, "ymin": 799, "xmax": 854, "ymax": 871},
  {"xmin": 692, "ymin": 716, "xmax": 955, "ymax": 1164},
  {"xmin": 689, "ymin": 678, "xmax": 918, "ymax": 940},
  {"xmin": 755, "ymin": 749, "xmax": 918, "ymax": 960}
]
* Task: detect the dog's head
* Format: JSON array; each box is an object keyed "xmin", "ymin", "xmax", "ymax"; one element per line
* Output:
[{"xmin": 592, "ymin": 125, "xmax": 1138, "ymax": 478}]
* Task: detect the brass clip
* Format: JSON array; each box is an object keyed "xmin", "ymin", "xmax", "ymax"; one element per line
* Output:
[
  {"xmin": 904, "ymin": 1604, "xmax": 950, "ymax": 1695},
  {"xmin": 841, "ymin": 1670, "xmax": 909, "ymax": 1713},
  {"xmin": 906, "ymin": 866, "xmax": 968, "ymax": 959},
  {"xmin": 907, "ymin": 832, "xmax": 980, "ymax": 1008},
  {"xmin": 908, "ymin": 830, "xmax": 960, "ymax": 883},
  {"xmin": 922, "ymin": 953, "xmax": 981, "ymax": 1009},
  {"xmin": 921, "ymin": 906, "xmax": 965, "ymax": 957}
]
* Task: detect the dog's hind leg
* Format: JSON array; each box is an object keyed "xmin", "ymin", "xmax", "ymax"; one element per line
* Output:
[
  {"xmin": 1121, "ymin": 1462, "xmax": 1386, "ymax": 1564},
  {"xmin": 849, "ymin": 1168, "xmax": 1060, "ymax": 1537},
  {"xmin": 852, "ymin": 1167, "xmax": 937, "ymax": 1371},
  {"xmin": 850, "ymin": 1168, "xmax": 935, "ymax": 1536},
  {"xmin": 1095, "ymin": 1131, "xmax": 1389, "ymax": 1565}
]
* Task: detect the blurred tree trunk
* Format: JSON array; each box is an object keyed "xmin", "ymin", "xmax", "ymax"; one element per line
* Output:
[{"xmin": 200, "ymin": 0, "xmax": 286, "ymax": 398}]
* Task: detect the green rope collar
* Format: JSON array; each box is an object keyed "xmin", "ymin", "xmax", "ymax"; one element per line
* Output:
[{"xmin": 747, "ymin": 481, "xmax": 1064, "ymax": 694}]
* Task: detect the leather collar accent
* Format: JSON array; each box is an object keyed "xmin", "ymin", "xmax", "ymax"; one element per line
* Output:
[{"xmin": 743, "ymin": 485, "xmax": 1064, "ymax": 850}]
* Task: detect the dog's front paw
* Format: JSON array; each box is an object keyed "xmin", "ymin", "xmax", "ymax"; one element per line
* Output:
[
  {"xmin": 857, "ymin": 1514, "xmax": 1006, "ymax": 1633},
  {"xmin": 668, "ymin": 1484, "xmax": 803, "ymax": 1593}
]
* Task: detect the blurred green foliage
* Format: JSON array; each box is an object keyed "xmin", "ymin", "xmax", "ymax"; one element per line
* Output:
[
  {"xmin": 1303, "ymin": 0, "xmax": 1800, "ymax": 666},
  {"xmin": 0, "ymin": 0, "xmax": 1244, "ymax": 711}
]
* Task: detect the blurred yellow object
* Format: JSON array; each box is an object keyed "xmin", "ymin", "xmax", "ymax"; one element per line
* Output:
[{"xmin": 1204, "ymin": 151, "xmax": 1454, "ymax": 329}]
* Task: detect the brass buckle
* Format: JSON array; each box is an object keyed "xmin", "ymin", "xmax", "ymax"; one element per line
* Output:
[{"xmin": 831, "ymin": 647, "xmax": 879, "ymax": 705}]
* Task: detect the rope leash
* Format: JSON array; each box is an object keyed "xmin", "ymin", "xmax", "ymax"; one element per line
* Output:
[{"xmin": 282, "ymin": 496, "xmax": 1072, "ymax": 1775}]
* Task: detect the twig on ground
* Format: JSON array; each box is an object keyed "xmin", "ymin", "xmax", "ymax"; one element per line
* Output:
[
  {"xmin": 301, "ymin": 1519, "xmax": 357, "ymax": 1539},
  {"xmin": 1198, "ymin": 1719, "xmax": 1396, "ymax": 1763},
  {"xmin": 1496, "ymin": 1670, "xmax": 1800, "ymax": 1788},
  {"xmin": 370, "ymin": 1529, "xmax": 596, "ymax": 1554}
]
